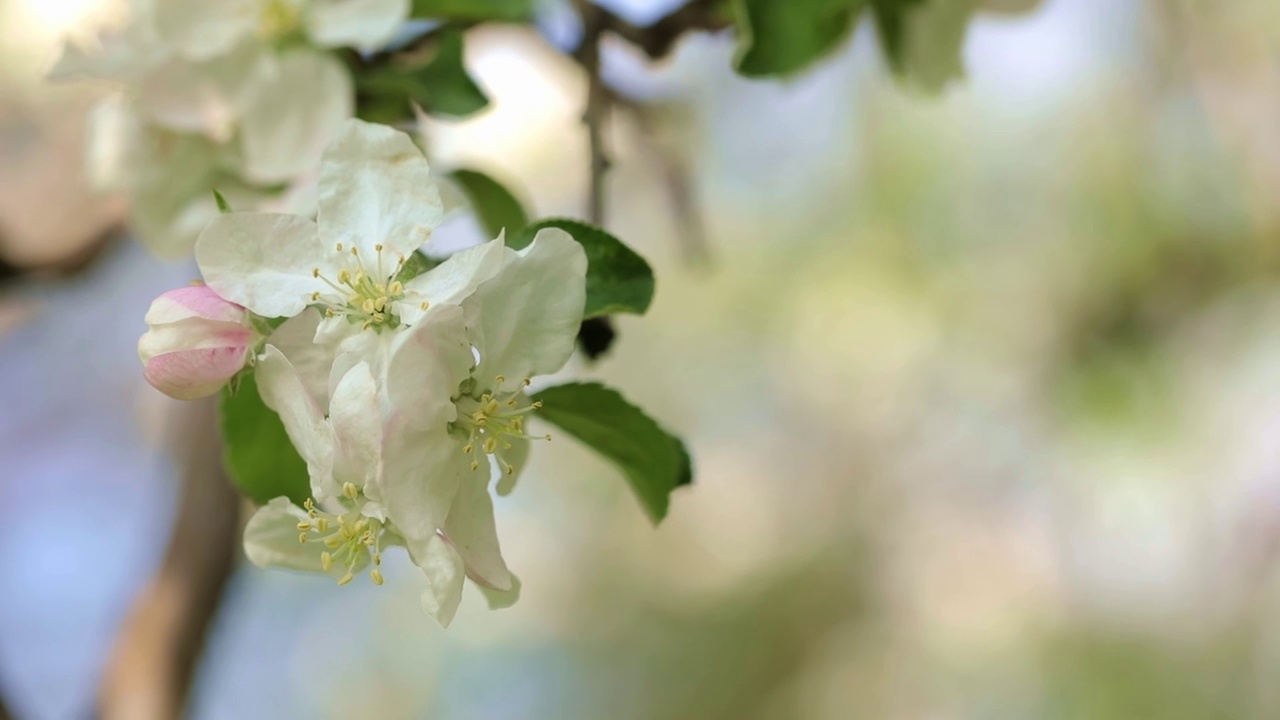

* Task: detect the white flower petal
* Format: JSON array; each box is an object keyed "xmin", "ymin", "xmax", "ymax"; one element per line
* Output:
[
  {"xmin": 376, "ymin": 306, "xmax": 475, "ymax": 547},
  {"xmin": 196, "ymin": 212, "xmax": 327, "ymax": 318},
  {"xmin": 466, "ymin": 228, "xmax": 587, "ymax": 388},
  {"xmin": 444, "ymin": 468, "xmax": 512, "ymax": 591},
  {"xmin": 243, "ymin": 498, "xmax": 324, "ymax": 572},
  {"xmin": 266, "ymin": 310, "xmax": 331, "ymax": 406},
  {"xmin": 399, "ymin": 235, "xmax": 507, "ymax": 325},
  {"xmin": 329, "ymin": 361, "xmax": 383, "ymax": 492},
  {"xmin": 477, "ymin": 573, "xmax": 521, "ymax": 610},
  {"xmin": 244, "ymin": 497, "xmax": 367, "ymax": 579},
  {"xmin": 305, "ymin": 0, "xmax": 409, "ymax": 52},
  {"xmin": 317, "ymin": 119, "xmax": 443, "ymax": 258},
  {"xmin": 494, "ymin": 434, "xmax": 529, "ymax": 496},
  {"xmin": 137, "ymin": 43, "xmax": 262, "ymax": 141},
  {"xmin": 154, "ymin": 0, "xmax": 259, "ymax": 61},
  {"xmin": 239, "ymin": 50, "xmax": 353, "ymax": 184},
  {"xmin": 414, "ymin": 533, "xmax": 465, "ymax": 627},
  {"xmin": 256, "ymin": 345, "xmax": 336, "ymax": 499}
]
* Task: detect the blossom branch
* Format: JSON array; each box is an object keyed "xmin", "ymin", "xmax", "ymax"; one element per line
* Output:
[{"xmin": 97, "ymin": 397, "xmax": 239, "ymax": 720}]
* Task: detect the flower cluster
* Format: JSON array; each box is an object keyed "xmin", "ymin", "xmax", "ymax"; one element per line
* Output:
[
  {"xmin": 140, "ymin": 119, "xmax": 587, "ymax": 624},
  {"xmin": 52, "ymin": 0, "xmax": 410, "ymax": 257}
]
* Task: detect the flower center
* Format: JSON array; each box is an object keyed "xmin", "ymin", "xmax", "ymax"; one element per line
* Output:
[
  {"xmin": 296, "ymin": 484, "xmax": 386, "ymax": 587},
  {"xmin": 453, "ymin": 376, "xmax": 549, "ymax": 476},
  {"xmin": 311, "ymin": 243, "xmax": 425, "ymax": 331}
]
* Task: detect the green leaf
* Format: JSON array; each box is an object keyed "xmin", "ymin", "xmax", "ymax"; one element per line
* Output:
[
  {"xmin": 510, "ymin": 218, "xmax": 654, "ymax": 318},
  {"xmin": 733, "ymin": 0, "xmax": 865, "ymax": 77},
  {"xmin": 219, "ymin": 372, "xmax": 312, "ymax": 507},
  {"xmin": 212, "ymin": 188, "xmax": 231, "ymax": 213},
  {"xmin": 448, "ymin": 169, "xmax": 529, "ymax": 238},
  {"xmin": 532, "ymin": 382, "xmax": 691, "ymax": 523},
  {"xmin": 356, "ymin": 28, "xmax": 487, "ymax": 121},
  {"xmin": 398, "ymin": 248, "xmax": 439, "ymax": 282},
  {"xmin": 869, "ymin": 0, "xmax": 928, "ymax": 74},
  {"xmin": 410, "ymin": 0, "xmax": 533, "ymax": 21}
]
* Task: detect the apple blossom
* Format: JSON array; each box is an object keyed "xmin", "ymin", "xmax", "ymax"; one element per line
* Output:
[
  {"xmin": 243, "ymin": 307, "xmax": 483, "ymax": 626},
  {"xmin": 138, "ymin": 285, "xmax": 261, "ymax": 400},
  {"xmin": 196, "ymin": 119, "xmax": 506, "ymax": 349},
  {"xmin": 50, "ymin": 0, "xmax": 409, "ymax": 256},
  {"xmin": 240, "ymin": 223, "xmax": 585, "ymax": 622}
]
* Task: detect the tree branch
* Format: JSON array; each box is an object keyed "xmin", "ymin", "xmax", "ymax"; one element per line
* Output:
[
  {"xmin": 97, "ymin": 397, "xmax": 240, "ymax": 720},
  {"xmin": 574, "ymin": 1, "xmax": 612, "ymax": 225},
  {"xmin": 595, "ymin": 0, "xmax": 731, "ymax": 60}
]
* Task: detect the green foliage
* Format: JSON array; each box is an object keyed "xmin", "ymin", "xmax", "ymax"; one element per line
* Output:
[
  {"xmin": 732, "ymin": 0, "xmax": 865, "ymax": 77},
  {"xmin": 448, "ymin": 169, "xmax": 529, "ymax": 238},
  {"xmin": 869, "ymin": 0, "xmax": 927, "ymax": 73},
  {"xmin": 357, "ymin": 28, "xmax": 487, "ymax": 122},
  {"xmin": 219, "ymin": 372, "xmax": 312, "ymax": 507},
  {"xmin": 532, "ymin": 382, "xmax": 692, "ymax": 523},
  {"xmin": 398, "ymin": 249, "xmax": 439, "ymax": 282},
  {"xmin": 510, "ymin": 218, "xmax": 654, "ymax": 318},
  {"xmin": 410, "ymin": 0, "xmax": 533, "ymax": 21},
  {"xmin": 731, "ymin": 0, "xmax": 1011, "ymax": 89},
  {"xmin": 212, "ymin": 189, "xmax": 232, "ymax": 213}
]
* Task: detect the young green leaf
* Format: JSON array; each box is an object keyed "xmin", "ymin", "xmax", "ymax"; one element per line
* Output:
[
  {"xmin": 411, "ymin": 0, "xmax": 533, "ymax": 21},
  {"xmin": 510, "ymin": 218, "xmax": 654, "ymax": 318},
  {"xmin": 356, "ymin": 28, "xmax": 488, "ymax": 121},
  {"xmin": 398, "ymin": 249, "xmax": 439, "ymax": 282},
  {"xmin": 532, "ymin": 382, "xmax": 691, "ymax": 523},
  {"xmin": 733, "ymin": 0, "xmax": 865, "ymax": 77},
  {"xmin": 449, "ymin": 169, "xmax": 529, "ymax": 238},
  {"xmin": 212, "ymin": 189, "xmax": 232, "ymax": 213},
  {"xmin": 219, "ymin": 371, "xmax": 312, "ymax": 507}
]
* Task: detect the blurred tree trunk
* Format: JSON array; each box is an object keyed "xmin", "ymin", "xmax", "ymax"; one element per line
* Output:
[{"xmin": 97, "ymin": 397, "xmax": 240, "ymax": 720}]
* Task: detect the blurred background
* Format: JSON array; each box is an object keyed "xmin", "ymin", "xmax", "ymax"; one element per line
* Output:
[{"xmin": 4, "ymin": 0, "xmax": 1280, "ymax": 718}]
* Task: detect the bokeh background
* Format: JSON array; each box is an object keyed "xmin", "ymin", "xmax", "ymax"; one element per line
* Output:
[{"xmin": 4, "ymin": 0, "xmax": 1280, "ymax": 718}]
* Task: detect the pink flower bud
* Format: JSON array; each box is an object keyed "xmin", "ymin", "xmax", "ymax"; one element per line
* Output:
[{"xmin": 138, "ymin": 285, "xmax": 258, "ymax": 400}]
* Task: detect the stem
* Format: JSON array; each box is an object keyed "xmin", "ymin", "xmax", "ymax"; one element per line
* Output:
[
  {"xmin": 574, "ymin": 1, "xmax": 611, "ymax": 225},
  {"xmin": 97, "ymin": 397, "xmax": 240, "ymax": 720}
]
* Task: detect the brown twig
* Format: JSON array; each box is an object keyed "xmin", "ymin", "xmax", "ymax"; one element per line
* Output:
[
  {"xmin": 97, "ymin": 397, "xmax": 240, "ymax": 720},
  {"xmin": 594, "ymin": 0, "xmax": 732, "ymax": 60},
  {"xmin": 574, "ymin": 1, "xmax": 612, "ymax": 225},
  {"xmin": 0, "ymin": 688, "xmax": 13, "ymax": 720}
]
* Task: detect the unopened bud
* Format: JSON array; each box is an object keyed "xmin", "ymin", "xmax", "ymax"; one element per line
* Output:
[{"xmin": 138, "ymin": 285, "xmax": 257, "ymax": 400}]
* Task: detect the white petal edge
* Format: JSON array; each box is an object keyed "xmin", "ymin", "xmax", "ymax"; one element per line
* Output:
[
  {"xmin": 415, "ymin": 533, "xmax": 465, "ymax": 627},
  {"xmin": 196, "ymin": 212, "xmax": 327, "ymax": 318},
  {"xmin": 317, "ymin": 118, "xmax": 443, "ymax": 260},
  {"xmin": 466, "ymin": 228, "xmax": 587, "ymax": 390},
  {"xmin": 305, "ymin": 0, "xmax": 409, "ymax": 52},
  {"xmin": 444, "ymin": 468, "xmax": 512, "ymax": 591},
  {"xmin": 255, "ymin": 345, "xmax": 336, "ymax": 500}
]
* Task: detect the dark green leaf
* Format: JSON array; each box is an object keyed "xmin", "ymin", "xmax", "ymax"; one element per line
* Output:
[
  {"xmin": 532, "ymin": 382, "xmax": 691, "ymax": 523},
  {"xmin": 219, "ymin": 371, "xmax": 311, "ymax": 506},
  {"xmin": 410, "ymin": 0, "xmax": 533, "ymax": 21},
  {"xmin": 356, "ymin": 28, "xmax": 487, "ymax": 121},
  {"xmin": 510, "ymin": 218, "xmax": 654, "ymax": 318},
  {"xmin": 733, "ymin": 0, "xmax": 865, "ymax": 77},
  {"xmin": 212, "ymin": 188, "xmax": 231, "ymax": 213},
  {"xmin": 449, "ymin": 169, "xmax": 529, "ymax": 238}
]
